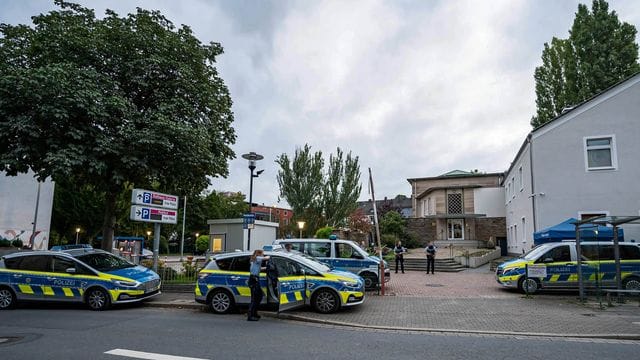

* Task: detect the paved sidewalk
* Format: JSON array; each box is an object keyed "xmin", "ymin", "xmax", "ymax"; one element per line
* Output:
[{"xmin": 147, "ymin": 270, "xmax": 640, "ymax": 339}]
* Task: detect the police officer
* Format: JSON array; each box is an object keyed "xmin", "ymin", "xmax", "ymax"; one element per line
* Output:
[
  {"xmin": 394, "ymin": 241, "xmax": 405, "ymax": 274},
  {"xmin": 248, "ymin": 249, "xmax": 269, "ymax": 321}
]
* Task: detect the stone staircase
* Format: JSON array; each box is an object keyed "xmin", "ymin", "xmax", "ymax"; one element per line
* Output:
[{"xmin": 398, "ymin": 257, "xmax": 465, "ymax": 273}]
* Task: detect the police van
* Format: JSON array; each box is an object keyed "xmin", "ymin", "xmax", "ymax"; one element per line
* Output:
[
  {"xmin": 0, "ymin": 249, "xmax": 160, "ymax": 310},
  {"xmin": 195, "ymin": 251, "xmax": 365, "ymax": 314},
  {"xmin": 273, "ymin": 237, "xmax": 390, "ymax": 289},
  {"xmin": 496, "ymin": 241, "xmax": 640, "ymax": 293}
]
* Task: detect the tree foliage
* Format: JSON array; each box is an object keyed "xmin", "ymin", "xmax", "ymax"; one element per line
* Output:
[
  {"xmin": 531, "ymin": 0, "xmax": 639, "ymax": 128},
  {"xmin": 379, "ymin": 211, "xmax": 405, "ymax": 237},
  {"xmin": 348, "ymin": 208, "xmax": 372, "ymax": 235},
  {"xmin": 323, "ymin": 148, "xmax": 362, "ymax": 227},
  {"xmin": 276, "ymin": 145, "xmax": 362, "ymax": 234},
  {"xmin": 0, "ymin": 1, "xmax": 236, "ymax": 250}
]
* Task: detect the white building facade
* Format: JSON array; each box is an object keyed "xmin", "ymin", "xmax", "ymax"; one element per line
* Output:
[{"xmin": 505, "ymin": 74, "xmax": 640, "ymax": 255}]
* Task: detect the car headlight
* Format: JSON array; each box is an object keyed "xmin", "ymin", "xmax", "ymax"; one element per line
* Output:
[
  {"xmin": 113, "ymin": 280, "xmax": 139, "ymax": 287},
  {"xmin": 340, "ymin": 280, "xmax": 359, "ymax": 288}
]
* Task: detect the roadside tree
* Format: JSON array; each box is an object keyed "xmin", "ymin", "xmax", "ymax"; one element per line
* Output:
[
  {"xmin": 0, "ymin": 1, "xmax": 235, "ymax": 250},
  {"xmin": 531, "ymin": 0, "xmax": 639, "ymax": 127}
]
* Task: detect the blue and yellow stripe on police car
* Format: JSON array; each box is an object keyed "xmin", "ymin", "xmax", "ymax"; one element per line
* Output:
[{"xmin": 15, "ymin": 284, "xmax": 83, "ymax": 297}]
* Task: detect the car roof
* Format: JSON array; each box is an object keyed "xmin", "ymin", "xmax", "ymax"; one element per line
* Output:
[
  {"xmin": 274, "ymin": 238, "xmax": 353, "ymax": 243},
  {"xmin": 2, "ymin": 250, "xmax": 70, "ymax": 259},
  {"xmin": 212, "ymin": 250, "xmax": 298, "ymax": 260}
]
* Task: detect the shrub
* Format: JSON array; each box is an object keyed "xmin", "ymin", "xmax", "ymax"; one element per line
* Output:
[
  {"xmin": 182, "ymin": 258, "xmax": 198, "ymax": 277},
  {"xmin": 0, "ymin": 239, "xmax": 10, "ymax": 247},
  {"xmin": 315, "ymin": 226, "xmax": 333, "ymax": 239},
  {"xmin": 196, "ymin": 235, "xmax": 209, "ymax": 254},
  {"xmin": 381, "ymin": 234, "xmax": 398, "ymax": 248},
  {"xmin": 11, "ymin": 239, "xmax": 23, "ymax": 248}
]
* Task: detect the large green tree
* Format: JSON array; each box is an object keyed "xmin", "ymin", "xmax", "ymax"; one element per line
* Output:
[
  {"xmin": 0, "ymin": 1, "xmax": 235, "ymax": 250},
  {"xmin": 276, "ymin": 145, "xmax": 362, "ymax": 235},
  {"xmin": 531, "ymin": 0, "xmax": 639, "ymax": 128},
  {"xmin": 322, "ymin": 148, "xmax": 361, "ymax": 227}
]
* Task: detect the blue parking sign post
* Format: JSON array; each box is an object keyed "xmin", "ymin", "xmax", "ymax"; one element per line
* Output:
[{"xmin": 243, "ymin": 213, "xmax": 256, "ymax": 250}]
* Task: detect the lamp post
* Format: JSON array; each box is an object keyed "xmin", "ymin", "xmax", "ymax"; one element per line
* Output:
[
  {"xmin": 297, "ymin": 221, "xmax": 305, "ymax": 239},
  {"xmin": 75, "ymin": 227, "xmax": 81, "ymax": 245},
  {"xmin": 195, "ymin": 232, "xmax": 200, "ymax": 254},
  {"xmin": 146, "ymin": 230, "xmax": 151, "ymax": 251},
  {"xmin": 241, "ymin": 152, "xmax": 264, "ymax": 251}
]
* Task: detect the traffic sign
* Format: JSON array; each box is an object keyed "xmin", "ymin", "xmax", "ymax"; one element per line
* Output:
[
  {"xmin": 131, "ymin": 189, "xmax": 178, "ymax": 210},
  {"xmin": 243, "ymin": 213, "xmax": 256, "ymax": 229},
  {"xmin": 130, "ymin": 205, "xmax": 178, "ymax": 224}
]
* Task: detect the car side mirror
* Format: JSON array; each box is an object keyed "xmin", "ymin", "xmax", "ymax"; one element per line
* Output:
[
  {"xmin": 353, "ymin": 253, "xmax": 364, "ymax": 259},
  {"xmin": 66, "ymin": 268, "xmax": 77, "ymax": 274},
  {"xmin": 300, "ymin": 268, "xmax": 306, "ymax": 276}
]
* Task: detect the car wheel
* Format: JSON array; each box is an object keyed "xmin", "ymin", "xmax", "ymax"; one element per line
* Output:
[
  {"xmin": 362, "ymin": 273, "xmax": 378, "ymax": 290},
  {"xmin": 623, "ymin": 277, "xmax": 640, "ymax": 291},
  {"xmin": 208, "ymin": 289, "xmax": 235, "ymax": 314},
  {"xmin": 312, "ymin": 288, "xmax": 340, "ymax": 314},
  {"xmin": 86, "ymin": 288, "xmax": 111, "ymax": 311},
  {"xmin": 0, "ymin": 287, "xmax": 16, "ymax": 310},
  {"xmin": 518, "ymin": 277, "xmax": 539, "ymax": 294}
]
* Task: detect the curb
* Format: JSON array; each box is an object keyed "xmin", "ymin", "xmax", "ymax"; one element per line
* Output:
[{"xmin": 142, "ymin": 301, "xmax": 640, "ymax": 340}]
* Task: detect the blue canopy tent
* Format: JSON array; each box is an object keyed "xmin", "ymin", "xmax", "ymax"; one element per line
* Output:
[{"xmin": 533, "ymin": 218, "xmax": 624, "ymax": 245}]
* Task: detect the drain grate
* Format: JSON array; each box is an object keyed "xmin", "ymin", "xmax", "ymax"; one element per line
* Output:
[
  {"xmin": 425, "ymin": 284, "xmax": 445, "ymax": 287},
  {"xmin": 581, "ymin": 313, "xmax": 596, "ymax": 317}
]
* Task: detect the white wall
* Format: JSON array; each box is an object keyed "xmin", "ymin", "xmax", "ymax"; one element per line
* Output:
[
  {"xmin": 532, "ymin": 76, "xmax": 640, "ymax": 242},
  {"xmin": 473, "ymin": 187, "xmax": 505, "ymax": 217},
  {"xmin": 0, "ymin": 172, "xmax": 55, "ymax": 250},
  {"xmin": 208, "ymin": 219, "xmax": 278, "ymax": 252},
  {"xmin": 505, "ymin": 141, "xmax": 535, "ymax": 255}
]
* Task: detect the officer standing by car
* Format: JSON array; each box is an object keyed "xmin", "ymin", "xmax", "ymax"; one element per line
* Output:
[{"xmin": 248, "ymin": 249, "xmax": 269, "ymax": 321}]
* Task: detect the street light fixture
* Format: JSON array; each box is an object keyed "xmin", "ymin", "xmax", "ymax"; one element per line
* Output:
[
  {"xmin": 297, "ymin": 221, "xmax": 305, "ymax": 239},
  {"xmin": 241, "ymin": 152, "xmax": 264, "ymax": 251},
  {"xmin": 195, "ymin": 233, "xmax": 200, "ymax": 254},
  {"xmin": 75, "ymin": 227, "xmax": 81, "ymax": 245}
]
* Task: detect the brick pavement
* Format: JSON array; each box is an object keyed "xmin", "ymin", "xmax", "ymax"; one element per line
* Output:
[{"xmin": 148, "ymin": 269, "xmax": 640, "ymax": 338}]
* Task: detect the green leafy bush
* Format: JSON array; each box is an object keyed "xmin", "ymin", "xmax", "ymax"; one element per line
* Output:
[
  {"xmin": 11, "ymin": 239, "xmax": 23, "ymax": 248},
  {"xmin": 0, "ymin": 239, "xmax": 10, "ymax": 247},
  {"xmin": 196, "ymin": 235, "xmax": 209, "ymax": 254},
  {"xmin": 315, "ymin": 226, "xmax": 333, "ymax": 239}
]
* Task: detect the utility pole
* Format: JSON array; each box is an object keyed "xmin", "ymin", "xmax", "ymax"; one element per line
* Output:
[{"xmin": 369, "ymin": 168, "xmax": 384, "ymax": 295}]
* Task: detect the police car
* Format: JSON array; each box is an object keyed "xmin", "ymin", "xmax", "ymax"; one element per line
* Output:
[
  {"xmin": 0, "ymin": 249, "xmax": 160, "ymax": 310},
  {"xmin": 273, "ymin": 237, "xmax": 390, "ymax": 290},
  {"xmin": 195, "ymin": 251, "xmax": 365, "ymax": 314},
  {"xmin": 496, "ymin": 241, "xmax": 640, "ymax": 293}
]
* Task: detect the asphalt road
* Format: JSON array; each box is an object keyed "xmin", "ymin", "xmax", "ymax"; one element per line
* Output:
[{"xmin": 1, "ymin": 305, "xmax": 639, "ymax": 360}]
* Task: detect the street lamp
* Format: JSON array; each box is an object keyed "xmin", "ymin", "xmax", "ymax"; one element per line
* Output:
[
  {"xmin": 195, "ymin": 232, "xmax": 200, "ymax": 254},
  {"xmin": 75, "ymin": 227, "xmax": 81, "ymax": 245},
  {"xmin": 241, "ymin": 152, "xmax": 264, "ymax": 251},
  {"xmin": 297, "ymin": 221, "xmax": 305, "ymax": 239}
]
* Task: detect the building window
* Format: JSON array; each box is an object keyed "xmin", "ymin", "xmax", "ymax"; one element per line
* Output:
[
  {"xmin": 518, "ymin": 166, "xmax": 523, "ymax": 191},
  {"xmin": 422, "ymin": 200, "xmax": 427, "ymax": 216},
  {"xmin": 584, "ymin": 135, "xmax": 617, "ymax": 171},
  {"xmin": 283, "ymin": 218, "xmax": 289, "ymax": 225},
  {"xmin": 511, "ymin": 177, "xmax": 515, "ymax": 198},
  {"xmin": 447, "ymin": 190, "xmax": 463, "ymax": 214}
]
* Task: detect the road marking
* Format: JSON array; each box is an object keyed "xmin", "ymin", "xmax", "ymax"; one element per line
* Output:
[{"xmin": 105, "ymin": 349, "xmax": 209, "ymax": 360}]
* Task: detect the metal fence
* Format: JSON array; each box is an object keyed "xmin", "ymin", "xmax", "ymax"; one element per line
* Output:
[{"xmin": 140, "ymin": 258, "xmax": 208, "ymax": 292}]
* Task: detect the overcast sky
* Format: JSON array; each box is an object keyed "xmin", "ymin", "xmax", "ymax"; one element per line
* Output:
[{"xmin": 2, "ymin": 1, "xmax": 639, "ymax": 208}]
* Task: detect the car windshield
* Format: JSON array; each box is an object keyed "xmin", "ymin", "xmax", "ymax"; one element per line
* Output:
[
  {"xmin": 289, "ymin": 253, "xmax": 331, "ymax": 273},
  {"xmin": 76, "ymin": 252, "xmax": 135, "ymax": 272},
  {"xmin": 521, "ymin": 245, "xmax": 552, "ymax": 261}
]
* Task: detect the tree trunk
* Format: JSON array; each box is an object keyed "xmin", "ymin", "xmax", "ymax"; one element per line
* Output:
[{"xmin": 100, "ymin": 189, "xmax": 118, "ymax": 251}]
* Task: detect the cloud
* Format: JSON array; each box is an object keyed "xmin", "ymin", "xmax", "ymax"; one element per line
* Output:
[{"xmin": 2, "ymin": 0, "xmax": 640, "ymax": 208}]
